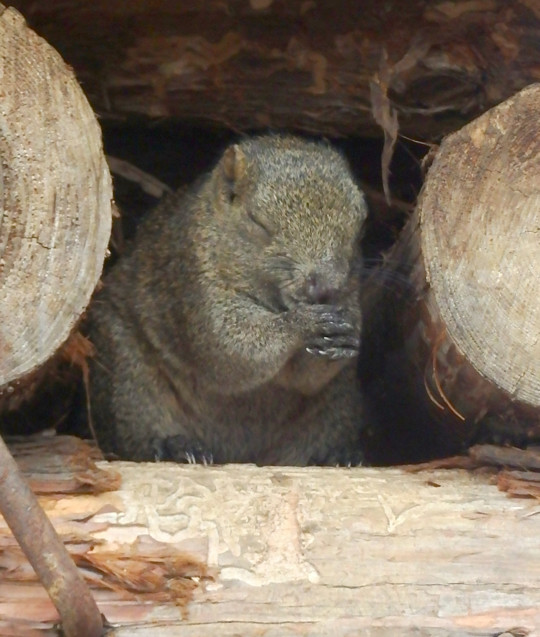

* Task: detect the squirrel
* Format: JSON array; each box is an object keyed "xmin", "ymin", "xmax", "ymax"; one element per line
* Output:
[{"xmin": 87, "ymin": 134, "xmax": 368, "ymax": 465}]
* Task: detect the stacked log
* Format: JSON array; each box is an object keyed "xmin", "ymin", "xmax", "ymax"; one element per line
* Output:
[
  {"xmin": 2, "ymin": 435, "xmax": 540, "ymax": 636},
  {"xmin": 361, "ymin": 84, "xmax": 540, "ymax": 463},
  {"xmin": 0, "ymin": 5, "xmax": 112, "ymax": 406},
  {"xmin": 0, "ymin": 7, "xmax": 113, "ymax": 635},
  {"xmin": 8, "ymin": 0, "xmax": 540, "ymax": 140}
]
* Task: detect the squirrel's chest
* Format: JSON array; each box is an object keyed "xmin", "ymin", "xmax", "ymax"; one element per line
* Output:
[
  {"xmin": 189, "ymin": 386, "xmax": 309, "ymax": 463},
  {"xmin": 208, "ymin": 385, "xmax": 305, "ymax": 427}
]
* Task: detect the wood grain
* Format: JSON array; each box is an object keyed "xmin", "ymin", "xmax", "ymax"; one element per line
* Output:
[
  {"xmin": 8, "ymin": 0, "xmax": 540, "ymax": 139},
  {"xmin": 360, "ymin": 84, "xmax": 540, "ymax": 461},
  {"xmin": 1, "ymin": 445, "xmax": 540, "ymax": 635},
  {"xmin": 0, "ymin": 6, "xmax": 112, "ymax": 394}
]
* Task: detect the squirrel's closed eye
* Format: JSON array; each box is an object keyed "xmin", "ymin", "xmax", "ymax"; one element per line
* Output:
[{"xmin": 247, "ymin": 210, "xmax": 273, "ymax": 236}]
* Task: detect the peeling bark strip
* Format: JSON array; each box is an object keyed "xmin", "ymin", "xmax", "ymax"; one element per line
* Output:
[
  {"xmin": 7, "ymin": 434, "xmax": 121, "ymax": 494},
  {"xmin": 361, "ymin": 84, "xmax": 540, "ymax": 459},
  {"xmin": 8, "ymin": 0, "xmax": 540, "ymax": 139},
  {"xmin": 0, "ymin": 435, "xmax": 103, "ymax": 637},
  {"xmin": 0, "ymin": 436, "xmax": 210, "ymax": 633},
  {"xmin": 2, "ymin": 448, "xmax": 540, "ymax": 635},
  {"xmin": 0, "ymin": 5, "xmax": 112, "ymax": 394}
]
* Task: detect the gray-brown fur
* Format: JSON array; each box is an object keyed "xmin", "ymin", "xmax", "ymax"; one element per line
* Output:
[{"xmin": 88, "ymin": 135, "xmax": 367, "ymax": 465}]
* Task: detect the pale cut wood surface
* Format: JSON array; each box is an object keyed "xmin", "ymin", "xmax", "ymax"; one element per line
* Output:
[
  {"xmin": 0, "ymin": 6, "xmax": 112, "ymax": 391},
  {"xmin": 1, "ymin": 457, "xmax": 540, "ymax": 635},
  {"xmin": 420, "ymin": 83, "xmax": 540, "ymax": 406},
  {"xmin": 359, "ymin": 84, "xmax": 540, "ymax": 462}
]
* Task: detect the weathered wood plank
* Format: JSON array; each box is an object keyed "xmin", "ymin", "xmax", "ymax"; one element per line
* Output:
[
  {"xmin": 8, "ymin": 0, "xmax": 540, "ymax": 139},
  {"xmin": 1, "ymin": 448, "xmax": 539, "ymax": 635},
  {"xmin": 0, "ymin": 5, "xmax": 112, "ymax": 400}
]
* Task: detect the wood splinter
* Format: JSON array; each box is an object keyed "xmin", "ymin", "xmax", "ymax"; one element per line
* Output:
[{"xmin": 0, "ymin": 435, "xmax": 104, "ymax": 637}]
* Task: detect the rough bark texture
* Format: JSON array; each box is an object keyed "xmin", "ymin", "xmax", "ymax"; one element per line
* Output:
[
  {"xmin": 8, "ymin": 0, "xmax": 540, "ymax": 139},
  {"xmin": 360, "ymin": 83, "xmax": 540, "ymax": 463},
  {"xmin": 1, "ymin": 436, "xmax": 540, "ymax": 636},
  {"xmin": 0, "ymin": 6, "xmax": 112, "ymax": 398}
]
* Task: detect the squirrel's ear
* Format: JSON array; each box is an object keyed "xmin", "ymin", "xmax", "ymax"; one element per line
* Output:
[{"xmin": 221, "ymin": 145, "xmax": 247, "ymax": 201}]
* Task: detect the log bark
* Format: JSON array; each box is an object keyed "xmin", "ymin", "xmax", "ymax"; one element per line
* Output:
[
  {"xmin": 8, "ymin": 0, "xmax": 540, "ymax": 139},
  {"xmin": 1, "ymin": 436, "xmax": 540, "ymax": 636},
  {"xmin": 0, "ymin": 6, "xmax": 112, "ymax": 399},
  {"xmin": 360, "ymin": 83, "xmax": 540, "ymax": 463}
]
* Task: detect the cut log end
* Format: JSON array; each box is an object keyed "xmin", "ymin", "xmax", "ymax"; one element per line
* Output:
[
  {"xmin": 360, "ymin": 85, "xmax": 540, "ymax": 461},
  {"xmin": 420, "ymin": 83, "xmax": 540, "ymax": 406},
  {"xmin": 0, "ymin": 7, "xmax": 112, "ymax": 393}
]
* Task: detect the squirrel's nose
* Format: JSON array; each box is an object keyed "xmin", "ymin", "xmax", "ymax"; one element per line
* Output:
[{"xmin": 305, "ymin": 271, "xmax": 340, "ymax": 304}]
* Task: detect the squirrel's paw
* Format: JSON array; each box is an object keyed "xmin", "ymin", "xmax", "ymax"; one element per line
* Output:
[
  {"xmin": 301, "ymin": 306, "xmax": 360, "ymax": 360},
  {"xmin": 152, "ymin": 435, "xmax": 214, "ymax": 465},
  {"xmin": 337, "ymin": 449, "xmax": 365, "ymax": 468},
  {"xmin": 309, "ymin": 447, "xmax": 364, "ymax": 467}
]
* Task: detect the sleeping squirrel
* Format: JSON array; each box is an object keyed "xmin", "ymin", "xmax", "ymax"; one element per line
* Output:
[{"xmin": 87, "ymin": 135, "xmax": 367, "ymax": 465}]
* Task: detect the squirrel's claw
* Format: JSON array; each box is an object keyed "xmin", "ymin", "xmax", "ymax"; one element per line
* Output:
[{"xmin": 152, "ymin": 435, "xmax": 214, "ymax": 465}]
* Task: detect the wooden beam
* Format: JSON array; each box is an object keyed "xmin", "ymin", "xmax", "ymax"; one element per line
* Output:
[
  {"xmin": 1, "ymin": 438, "xmax": 540, "ymax": 635},
  {"xmin": 0, "ymin": 6, "xmax": 112, "ymax": 399},
  {"xmin": 8, "ymin": 0, "xmax": 540, "ymax": 139}
]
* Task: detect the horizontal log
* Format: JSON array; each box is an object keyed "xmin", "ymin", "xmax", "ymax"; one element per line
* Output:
[
  {"xmin": 1, "ymin": 437, "xmax": 540, "ymax": 635},
  {"xmin": 8, "ymin": 0, "xmax": 540, "ymax": 139}
]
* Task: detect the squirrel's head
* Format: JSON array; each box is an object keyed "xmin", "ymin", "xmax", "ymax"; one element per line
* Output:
[{"xmin": 206, "ymin": 135, "xmax": 367, "ymax": 311}]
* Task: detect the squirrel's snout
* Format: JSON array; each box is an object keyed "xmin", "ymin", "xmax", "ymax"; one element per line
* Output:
[{"xmin": 305, "ymin": 270, "xmax": 342, "ymax": 305}]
